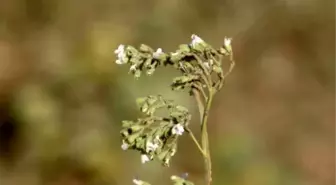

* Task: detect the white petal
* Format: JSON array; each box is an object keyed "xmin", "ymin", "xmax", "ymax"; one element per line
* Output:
[
  {"xmin": 191, "ymin": 34, "xmax": 204, "ymax": 46},
  {"xmin": 133, "ymin": 179, "xmax": 144, "ymax": 185},
  {"xmin": 130, "ymin": 64, "xmax": 137, "ymax": 71},
  {"xmin": 146, "ymin": 141, "xmax": 159, "ymax": 152},
  {"xmin": 224, "ymin": 38, "xmax": 232, "ymax": 47},
  {"xmin": 172, "ymin": 124, "xmax": 184, "ymax": 135},
  {"xmin": 204, "ymin": 62, "xmax": 210, "ymax": 69},
  {"xmin": 153, "ymin": 48, "xmax": 163, "ymax": 58},
  {"xmin": 141, "ymin": 154, "xmax": 150, "ymax": 163},
  {"xmin": 121, "ymin": 141, "xmax": 129, "ymax": 150},
  {"xmin": 115, "ymin": 59, "xmax": 124, "ymax": 65},
  {"xmin": 114, "ymin": 44, "xmax": 125, "ymax": 54}
]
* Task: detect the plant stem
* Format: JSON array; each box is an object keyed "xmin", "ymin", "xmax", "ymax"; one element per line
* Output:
[
  {"xmin": 185, "ymin": 127, "xmax": 206, "ymax": 156},
  {"xmin": 191, "ymin": 88, "xmax": 204, "ymax": 121},
  {"xmin": 201, "ymin": 89, "xmax": 214, "ymax": 185}
]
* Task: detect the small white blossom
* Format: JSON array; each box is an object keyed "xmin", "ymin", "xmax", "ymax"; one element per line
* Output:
[
  {"xmin": 141, "ymin": 154, "xmax": 151, "ymax": 164},
  {"xmin": 224, "ymin": 37, "xmax": 232, "ymax": 48},
  {"xmin": 133, "ymin": 179, "xmax": 144, "ymax": 185},
  {"xmin": 191, "ymin": 34, "xmax": 204, "ymax": 47},
  {"xmin": 209, "ymin": 59, "xmax": 214, "ymax": 65},
  {"xmin": 204, "ymin": 62, "xmax": 210, "ymax": 70},
  {"xmin": 121, "ymin": 140, "xmax": 129, "ymax": 150},
  {"xmin": 114, "ymin": 44, "xmax": 127, "ymax": 64},
  {"xmin": 146, "ymin": 141, "xmax": 159, "ymax": 152},
  {"xmin": 172, "ymin": 124, "xmax": 184, "ymax": 135},
  {"xmin": 170, "ymin": 149, "xmax": 176, "ymax": 156},
  {"xmin": 130, "ymin": 64, "xmax": 137, "ymax": 72},
  {"xmin": 153, "ymin": 48, "xmax": 163, "ymax": 58},
  {"xmin": 164, "ymin": 158, "xmax": 170, "ymax": 165},
  {"xmin": 204, "ymin": 59, "xmax": 214, "ymax": 71}
]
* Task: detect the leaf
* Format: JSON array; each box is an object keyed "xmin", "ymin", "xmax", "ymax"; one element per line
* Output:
[
  {"xmin": 127, "ymin": 46, "xmax": 139, "ymax": 55},
  {"xmin": 178, "ymin": 44, "xmax": 190, "ymax": 52},
  {"xmin": 136, "ymin": 97, "xmax": 147, "ymax": 107},
  {"xmin": 213, "ymin": 65, "xmax": 223, "ymax": 74},
  {"xmin": 122, "ymin": 120, "xmax": 136, "ymax": 128},
  {"xmin": 139, "ymin": 44, "xmax": 154, "ymax": 53},
  {"xmin": 170, "ymin": 52, "xmax": 183, "ymax": 63},
  {"xmin": 171, "ymin": 175, "xmax": 195, "ymax": 185}
]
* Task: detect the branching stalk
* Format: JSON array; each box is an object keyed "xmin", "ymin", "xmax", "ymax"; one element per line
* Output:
[
  {"xmin": 201, "ymin": 89, "xmax": 214, "ymax": 185},
  {"xmin": 185, "ymin": 127, "xmax": 206, "ymax": 156}
]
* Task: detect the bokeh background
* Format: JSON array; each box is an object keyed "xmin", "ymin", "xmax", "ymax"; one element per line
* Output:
[{"xmin": 0, "ymin": 0, "xmax": 335, "ymax": 185}]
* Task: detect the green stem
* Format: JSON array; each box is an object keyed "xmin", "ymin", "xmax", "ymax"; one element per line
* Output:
[
  {"xmin": 201, "ymin": 89, "xmax": 214, "ymax": 185},
  {"xmin": 185, "ymin": 127, "xmax": 206, "ymax": 156}
]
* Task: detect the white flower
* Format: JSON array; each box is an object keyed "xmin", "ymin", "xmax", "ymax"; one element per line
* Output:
[
  {"xmin": 114, "ymin": 44, "xmax": 127, "ymax": 64},
  {"xmin": 130, "ymin": 64, "xmax": 137, "ymax": 72},
  {"xmin": 164, "ymin": 158, "xmax": 170, "ymax": 165},
  {"xmin": 172, "ymin": 124, "xmax": 184, "ymax": 135},
  {"xmin": 209, "ymin": 59, "xmax": 214, "ymax": 65},
  {"xmin": 224, "ymin": 37, "xmax": 232, "ymax": 48},
  {"xmin": 204, "ymin": 59, "xmax": 214, "ymax": 71},
  {"xmin": 204, "ymin": 62, "xmax": 210, "ymax": 70},
  {"xmin": 121, "ymin": 140, "xmax": 129, "ymax": 150},
  {"xmin": 141, "ymin": 154, "xmax": 151, "ymax": 164},
  {"xmin": 114, "ymin": 44, "xmax": 125, "ymax": 57},
  {"xmin": 146, "ymin": 141, "xmax": 159, "ymax": 152},
  {"xmin": 153, "ymin": 48, "xmax": 163, "ymax": 58},
  {"xmin": 191, "ymin": 34, "xmax": 204, "ymax": 47},
  {"xmin": 170, "ymin": 148, "xmax": 176, "ymax": 156},
  {"xmin": 133, "ymin": 179, "xmax": 145, "ymax": 185}
]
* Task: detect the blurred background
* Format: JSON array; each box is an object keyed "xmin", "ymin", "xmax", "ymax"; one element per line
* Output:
[{"xmin": 0, "ymin": 0, "xmax": 334, "ymax": 185}]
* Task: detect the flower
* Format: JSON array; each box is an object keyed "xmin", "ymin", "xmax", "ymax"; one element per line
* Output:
[
  {"xmin": 146, "ymin": 141, "xmax": 159, "ymax": 152},
  {"xmin": 204, "ymin": 62, "xmax": 210, "ymax": 70},
  {"xmin": 172, "ymin": 124, "xmax": 184, "ymax": 135},
  {"xmin": 224, "ymin": 37, "xmax": 232, "ymax": 54},
  {"xmin": 114, "ymin": 44, "xmax": 127, "ymax": 64},
  {"xmin": 121, "ymin": 140, "xmax": 129, "ymax": 150},
  {"xmin": 130, "ymin": 64, "xmax": 137, "ymax": 72},
  {"xmin": 141, "ymin": 154, "xmax": 151, "ymax": 163},
  {"xmin": 133, "ymin": 179, "xmax": 145, "ymax": 185},
  {"xmin": 190, "ymin": 34, "xmax": 204, "ymax": 47},
  {"xmin": 224, "ymin": 37, "xmax": 232, "ymax": 48},
  {"xmin": 204, "ymin": 59, "xmax": 214, "ymax": 71},
  {"xmin": 153, "ymin": 48, "xmax": 163, "ymax": 58}
]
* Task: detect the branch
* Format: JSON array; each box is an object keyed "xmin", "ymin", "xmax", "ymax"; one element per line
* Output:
[{"xmin": 185, "ymin": 127, "xmax": 206, "ymax": 157}]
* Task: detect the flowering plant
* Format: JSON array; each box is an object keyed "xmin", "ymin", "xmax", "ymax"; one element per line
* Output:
[{"xmin": 115, "ymin": 34, "xmax": 235, "ymax": 185}]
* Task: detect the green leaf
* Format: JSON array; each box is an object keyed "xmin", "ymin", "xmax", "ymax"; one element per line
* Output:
[
  {"xmin": 127, "ymin": 132, "xmax": 142, "ymax": 144},
  {"xmin": 122, "ymin": 120, "xmax": 136, "ymax": 128},
  {"xmin": 213, "ymin": 65, "xmax": 223, "ymax": 74},
  {"xmin": 170, "ymin": 52, "xmax": 183, "ymax": 63},
  {"xmin": 127, "ymin": 46, "xmax": 138, "ymax": 55},
  {"xmin": 178, "ymin": 44, "xmax": 190, "ymax": 52},
  {"xmin": 139, "ymin": 44, "xmax": 154, "ymax": 53},
  {"xmin": 171, "ymin": 175, "xmax": 194, "ymax": 185}
]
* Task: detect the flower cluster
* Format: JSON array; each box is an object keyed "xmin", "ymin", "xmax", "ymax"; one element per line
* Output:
[
  {"xmin": 115, "ymin": 34, "xmax": 234, "ymax": 185},
  {"xmin": 120, "ymin": 95, "xmax": 190, "ymax": 166},
  {"xmin": 114, "ymin": 34, "xmax": 232, "ymax": 84}
]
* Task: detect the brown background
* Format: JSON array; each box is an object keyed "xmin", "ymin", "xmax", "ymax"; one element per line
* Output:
[{"xmin": 0, "ymin": 0, "xmax": 334, "ymax": 185}]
